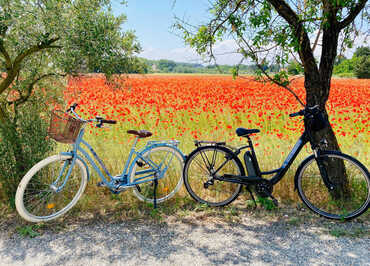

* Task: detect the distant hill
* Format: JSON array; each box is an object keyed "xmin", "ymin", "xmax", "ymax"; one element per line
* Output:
[{"xmin": 140, "ymin": 58, "xmax": 267, "ymax": 74}]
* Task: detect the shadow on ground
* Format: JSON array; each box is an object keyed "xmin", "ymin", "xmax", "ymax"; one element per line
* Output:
[{"xmin": 1, "ymin": 210, "xmax": 369, "ymax": 265}]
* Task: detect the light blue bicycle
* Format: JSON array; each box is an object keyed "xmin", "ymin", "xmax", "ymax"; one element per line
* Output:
[{"xmin": 15, "ymin": 104, "xmax": 185, "ymax": 222}]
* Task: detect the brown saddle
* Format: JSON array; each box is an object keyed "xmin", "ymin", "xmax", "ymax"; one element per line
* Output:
[{"xmin": 127, "ymin": 129, "xmax": 153, "ymax": 138}]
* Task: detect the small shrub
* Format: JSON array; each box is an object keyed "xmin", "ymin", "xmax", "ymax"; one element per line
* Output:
[
  {"xmin": 0, "ymin": 102, "xmax": 55, "ymax": 207},
  {"xmin": 287, "ymin": 60, "xmax": 303, "ymax": 75},
  {"xmin": 354, "ymin": 56, "xmax": 370, "ymax": 79},
  {"xmin": 335, "ymin": 72, "xmax": 355, "ymax": 78}
]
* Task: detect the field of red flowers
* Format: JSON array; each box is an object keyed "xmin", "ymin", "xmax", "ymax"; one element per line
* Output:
[
  {"xmin": 66, "ymin": 75, "xmax": 368, "ymax": 144},
  {"xmin": 63, "ymin": 74, "xmax": 369, "ymax": 206}
]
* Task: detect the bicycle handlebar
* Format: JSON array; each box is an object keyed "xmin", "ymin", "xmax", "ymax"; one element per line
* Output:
[
  {"xmin": 67, "ymin": 103, "xmax": 117, "ymax": 127},
  {"xmin": 289, "ymin": 105, "xmax": 320, "ymax": 118},
  {"xmin": 66, "ymin": 103, "xmax": 78, "ymax": 112},
  {"xmin": 289, "ymin": 110, "xmax": 304, "ymax": 117},
  {"xmin": 96, "ymin": 116, "xmax": 117, "ymax": 128},
  {"xmin": 101, "ymin": 119, "xmax": 117, "ymax": 124}
]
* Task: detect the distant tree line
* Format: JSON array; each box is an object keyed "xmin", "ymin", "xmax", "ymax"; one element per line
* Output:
[
  {"xmin": 137, "ymin": 47, "xmax": 370, "ymax": 78},
  {"xmin": 333, "ymin": 46, "xmax": 370, "ymax": 78},
  {"xmin": 279, "ymin": 46, "xmax": 370, "ymax": 78},
  {"xmin": 140, "ymin": 58, "xmax": 282, "ymax": 74}
]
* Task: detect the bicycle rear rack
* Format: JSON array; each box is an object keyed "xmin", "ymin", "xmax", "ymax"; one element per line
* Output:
[
  {"xmin": 194, "ymin": 140, "xmax": 226, "ymax": 147},
  {"xmin": 147, "ymin": 140, "xmax": 180, "ymax": 147}
]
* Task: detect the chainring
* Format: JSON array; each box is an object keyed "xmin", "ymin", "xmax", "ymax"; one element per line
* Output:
[{"xmin": 255, "ymin": 180, "xmax": 273, "ymax": 198}]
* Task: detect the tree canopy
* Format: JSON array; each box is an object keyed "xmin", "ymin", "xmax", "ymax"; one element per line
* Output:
[
  {"xmin": 0, "ymin": 0, "xmax": 143, "ymax": 123},
  {"xmin": 176, "ymin": 0, "xmax": 369, "ymax": 107},
  {"xmin": 175, "ymin": 0, "xmax": 369, "ymax": 156}
]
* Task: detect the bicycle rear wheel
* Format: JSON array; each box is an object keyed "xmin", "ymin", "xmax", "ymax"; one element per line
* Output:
[
  {"xmin": 15, "ymin": 155, "xmax": 88, "ymax": 222},
  {"xmin": 183, "ymin": 146, "xmax": 244, "ymax": 206},
  {"xmin": 132, "ymin": 146, "xmax": 184, "ymax": 203},
  {"xmin": 297, "ymin": 151, "xmax": 370, "ymax": 220}
]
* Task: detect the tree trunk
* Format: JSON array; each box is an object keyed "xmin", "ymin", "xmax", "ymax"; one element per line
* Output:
[{"xmin": 304, "ymin": 73, "xmax": 349, "ymax": 199}]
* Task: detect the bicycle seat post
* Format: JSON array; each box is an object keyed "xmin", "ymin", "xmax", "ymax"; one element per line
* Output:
[
  {"xmin": 245, "ymin": 135, "xmax": 262, "ymax": 177},
  {"xmin": 130, "ymin": 136, "xmax": 139, "ymax": 149}
]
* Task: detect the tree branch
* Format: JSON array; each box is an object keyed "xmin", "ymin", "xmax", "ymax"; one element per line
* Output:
[
  {"xmin": 339, "ymin": 0, "xmax": 368, "ymax": 29},
  {"xmin": 0, "ymin": 39, "xmax": 12, "ymax": 70},
  {"xmin": 9, "ymin": 73, "xmax": 62, "ymax": 107},
  {"xmin": 13, "ymin": 37, "xmax": 60, "ymax": 68},
  {"xmin": 0, "ymin": 37, "xmax": 61, "ymax": 96},
  {"xmin": 267, "ymin": 0, "xmax": 301, "ymax": 27},
  {"xmin": 267, "ymin": 0, "xmax": 319, "ymax": 78},
  {"xmin": 0, "ymin": 69, "xmax": 19, "ymax": 96},
  {"xmin": 211, "ymin": 0, "xmax": 247, "ymax": 36},
  {"xmin": 236, "ymin": 33, "xmax": 305, "ymax": 107},
  {"xmin": 312, "ymin": 27, "xmax": 322, "ymax": 53}
]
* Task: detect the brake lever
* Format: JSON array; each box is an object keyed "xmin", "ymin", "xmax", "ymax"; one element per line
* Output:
[{"xmin": 319, "ymin": 139, "xmax": 328, "ymax": 148}]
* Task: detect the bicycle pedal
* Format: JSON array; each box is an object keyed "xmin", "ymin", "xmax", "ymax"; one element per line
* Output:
[
  {"xmin": 113, "ymin": 186, "xmax": 129, "ymax": 192},
  {"xmin": 97, "ymin": 181, "xmax": 107, "ymax": 187},
  {"xmin": 270, "ymin": 195, "xmax": 279, "ymax": 207}
]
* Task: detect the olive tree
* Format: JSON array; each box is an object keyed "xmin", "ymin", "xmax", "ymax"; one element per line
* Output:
[{"xmin": 0, "ymin": 0, "xmax": 142, "ymax": 203}]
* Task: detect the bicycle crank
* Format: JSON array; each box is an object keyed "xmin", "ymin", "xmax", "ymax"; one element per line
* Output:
[{"xmin": 255, "ymin": 180, "xmax": 278, "ymax": 207}]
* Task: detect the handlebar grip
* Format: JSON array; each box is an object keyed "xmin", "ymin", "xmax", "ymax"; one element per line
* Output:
[
  {"xmin": 66, "ymin": 103, "xmax": 78, "ymax": 112},
  {"xmin": 101, "ymin": 119, "xmax": 117, "ymax": 124},
  {"xmin": 289, "ymin": 110, "xmax": 304, "ymax": 117},
  {"xmin": 289, "ymin": 112, "xmax": 299, "ymax": 117}
]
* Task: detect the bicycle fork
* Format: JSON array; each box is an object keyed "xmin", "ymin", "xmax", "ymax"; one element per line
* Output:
[
  {"xmin": 314, "ymin": 150, "xmax": 335, "ymax": 191},
  {"xmin": 51, "ymin": 157, "xmax": 76, "ymax": 193}
]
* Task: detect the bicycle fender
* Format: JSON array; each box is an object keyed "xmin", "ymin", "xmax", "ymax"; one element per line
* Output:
[
  {"xmin": 143, "ymin": 143, "xmax": 186, "ymax": 161},
  {"xmin": 60, "ymin": 152, "xmax": 90, "ymax": 181},
  {"xmin": 184, "ymin": 145, "xmax": 245, "ymax": 176},
  {"xmin": 293, "ymin": 154, "xmax": 315, "ymax": 190}
]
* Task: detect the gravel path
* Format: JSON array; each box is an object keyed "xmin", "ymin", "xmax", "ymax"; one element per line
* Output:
[{"xmin": 0, "ymin": 216, "xmax": 369, "ymax": 266}]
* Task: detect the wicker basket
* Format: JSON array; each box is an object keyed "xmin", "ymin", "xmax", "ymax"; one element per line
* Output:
[{"xmin": 48, "ymin": 111, "xmax": 84, "ymax": 144}]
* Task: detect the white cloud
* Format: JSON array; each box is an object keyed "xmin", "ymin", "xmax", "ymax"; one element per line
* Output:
[
  {"xmin": 139, "ymin": 39, "xmax": 245, "ymax": 65},
  {"xmin": 140, "ymin": 34, "xmax": 369, "ymax": 65}
]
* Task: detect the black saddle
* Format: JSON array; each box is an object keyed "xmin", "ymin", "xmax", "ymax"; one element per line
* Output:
[
  {"xmin": 236, "ymin": 128, "xmax": 260, "ymax": 137},
  {"xmin": 127, "ymin": 130, "xmax": 152, "ymax": 138}
]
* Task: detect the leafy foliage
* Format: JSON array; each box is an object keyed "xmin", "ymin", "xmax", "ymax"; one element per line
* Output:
[
  {"xmin": 0, "ymin": 102, "xmax": 54, "ymax": 207},
  {"xmin": 287, "ymin": 60, "xmax": 304, "ymax": 75},
  {"xmin": 354, "ymin": 46, "xmax": 370, "ymax": 57},
  {"xmin": 0, "ymin": 0, "xmax": 142, "ymax": 205},
  {"xmin": 175, "ymin": 0, "xmax": 368, "ymax": 106},
  {"xmin": 354, "ymin": 56, "xmax": 370, "ymax": 79},
  {"xmin": 334, "ymin": 46, "xmax": 370, "ymax": 78}
]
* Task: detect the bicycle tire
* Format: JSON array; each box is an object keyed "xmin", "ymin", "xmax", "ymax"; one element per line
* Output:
[
  {"xmin": 132, "ymin": 146, "xmax": 184, "ymax": 203},
  {"xmin": 15, "ymin": 154, "xmax": 88, "ymax": 222},
  {"xmin": 296, "ymin": 151, "xmax": 370, "ymax": 220},
  {"xmin": 183, "ymin": 145, "xmax": 244, "ymax": 206}
]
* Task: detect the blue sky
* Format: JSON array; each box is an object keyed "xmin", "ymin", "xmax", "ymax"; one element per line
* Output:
[
  {"xmin": 111, "ymin": 1, "xmax": 368, "ymax": 65},
  {"xmin": 111, "ymin": 0, "xmax": 220, "ymax": 64},
  {"xmin": 113, "ymin": 0, "xmax": 210, "ymax": 50}
]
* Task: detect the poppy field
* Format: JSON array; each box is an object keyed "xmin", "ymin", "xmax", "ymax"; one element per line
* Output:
[{"xmin": 63, "ymin": 75, "xmax": 369, "ymax": 211}]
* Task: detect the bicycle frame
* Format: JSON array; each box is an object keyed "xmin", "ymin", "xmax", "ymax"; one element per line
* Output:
[
  {"xmin": 265, "ymin": 132, "xmax": 309, "ymax": 185},
  {"xmin": 213, "ymin": 131, "xmax": 311, "ymax": 185},
  {"xmin": 55, "ymin": 126, "xmax": 185, "ymax": 192}
]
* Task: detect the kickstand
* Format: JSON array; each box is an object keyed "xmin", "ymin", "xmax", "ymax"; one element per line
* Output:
[
  {"xmin": 153, "ymin": 178, "xmax": 158, "ymax": 209},
  {"xmin": 246, "ymin": 185, "xmax": 257, "ymax": 209}
]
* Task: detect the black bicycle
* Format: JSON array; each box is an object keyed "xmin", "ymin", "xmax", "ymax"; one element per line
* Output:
[{"xmin": 183, "ymin": 105, "xmax": 370, "ymax": 220}]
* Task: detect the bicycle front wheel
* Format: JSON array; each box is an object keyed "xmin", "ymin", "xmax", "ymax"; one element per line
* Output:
[
  {"xmin": 132, "ymin": 146, "xmax": 184, "ymax": 203},
  {"xmin": 297, "ymin": 151, "xmax": 370, "ymax": 220},
  {"xmin": 15, "ymin": 155, "xmax": 88, "ymax": 222},
  {"xmin": 183, "ymin": 146, "xmax": 244, "ymax": 206}
]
